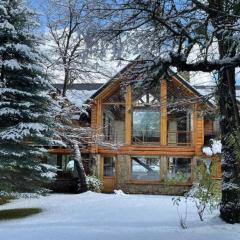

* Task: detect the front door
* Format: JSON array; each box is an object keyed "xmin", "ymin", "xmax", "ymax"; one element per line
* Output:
[{"xmin": 102, "ymin": 156, "xmax": 116, "ymax": 192}]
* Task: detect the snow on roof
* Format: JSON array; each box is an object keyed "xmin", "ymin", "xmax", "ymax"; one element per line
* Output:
[{"xmin": 66, "ymin": 90, "xmax": 96, "ymax": 109}]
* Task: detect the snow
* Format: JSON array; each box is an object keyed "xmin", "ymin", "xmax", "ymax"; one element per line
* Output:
[
  {"xmin": 190, "ymin": 71, "xmax": 214, "ymax": 86},
  {"xmin": 0, "ymin": 192, "xmax": 239, "ymax": 240},
  {"xmin": 0, "ymin": 123, "xmax": 48, "ymax": 141},
  {"xmin": 66, "ymin": 90, "xmax": 96, "ymax": 108},
  {"xmin": 211, "ymin": 140, "xmax": 222, "ymax": 155},
  {"xmin": 202, "ymin": 147, "xmax": 213, "ymax": 156},
  {"xmin": 114, "ymin": 189, "xmax": 126, "ymax": 195},
  {"xmin": 203, "ymin": 139, "xmax": 222, "ymax": 156},
  {"xmin": 3, "ymin": 59, "xmax": 21, "ymax": 70}
]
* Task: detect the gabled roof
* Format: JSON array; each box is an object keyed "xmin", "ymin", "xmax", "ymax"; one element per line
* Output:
[
  {"xmin": 90, "ymin": 60, "xmax": 136, "ymax": 99},
  {"xmin": 89, "ymin": 60, "xmax": 214, "ymax": 107}
]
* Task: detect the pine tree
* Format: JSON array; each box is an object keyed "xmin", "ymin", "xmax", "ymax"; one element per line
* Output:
[{"xmin": 0, "ymin": 0, "xmax": 54, "ymax": 194}]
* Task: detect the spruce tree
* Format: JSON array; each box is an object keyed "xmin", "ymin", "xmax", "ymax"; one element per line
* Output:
[{"xmin": 0, "ymin": 0, "xmax": 54, "ymax": 194}]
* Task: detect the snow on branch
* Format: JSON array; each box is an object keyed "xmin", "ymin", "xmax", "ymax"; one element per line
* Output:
[{"xmin": 203, "ymin": 139, "xmax": 222, "ymax": 156}]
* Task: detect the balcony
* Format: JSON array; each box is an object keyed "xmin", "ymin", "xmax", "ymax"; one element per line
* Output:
[
  {"xmin": 132, "ymin": 130, "xmax": 160, "ymax": 145},
  {"xmin": 167, "ymin": 131, "xmax": 192, "ymax": 146},
  {"xmin": 102, "ymin": 130, "xmax": 192, "ymax": 146}
]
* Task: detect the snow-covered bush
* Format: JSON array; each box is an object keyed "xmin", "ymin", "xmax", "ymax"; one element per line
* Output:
[{"xmin": 86, "ymin": 176, "xmax": 102, "ymax": 192}]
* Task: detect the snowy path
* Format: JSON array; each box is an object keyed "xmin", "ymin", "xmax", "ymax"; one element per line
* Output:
[{"xmin": 0, "ymin": 192, "xmax": 239, "ymax": 240}]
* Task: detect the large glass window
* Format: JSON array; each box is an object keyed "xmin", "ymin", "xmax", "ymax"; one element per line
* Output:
[
  {"xmin": 102, "ymin": 86, "xmax": 125, "ymax": 144},
  {"xmin": 131, "ymin": 156, "xmax": 160, "ymax": 180},
  {"xmin": 167, "ymin": 157, "xmax": 191, "ymax": 181},
  {"xmin": 132, "ymin": 84, "xmax": 161, "ymax": 144},
  {"xmin": 132, "ymin": 109, "xmax": 160, "ymax": 143},
  {"xmin": 167, "ymin": 80, "xmax": 193, "ymax": 146},
  {"xmin": 167, "ymin": 110, "xmax": 192, "ymax": 145}
]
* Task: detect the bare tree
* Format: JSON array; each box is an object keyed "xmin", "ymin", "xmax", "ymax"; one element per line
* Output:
[
  {"xmin": 86, "ymin": 0, "xmax": 240, "ymax": 223},
  {"xmin": 44, "ymin": 0, "xmax": 109, "ymax": 97}
]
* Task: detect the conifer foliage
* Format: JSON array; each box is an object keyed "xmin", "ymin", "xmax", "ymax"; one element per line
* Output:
[{"xmin": 0, "ymin": 0, "xmax": 54, "ymax": 194}]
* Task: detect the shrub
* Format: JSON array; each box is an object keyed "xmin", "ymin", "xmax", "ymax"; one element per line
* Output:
[
  {"xmin": 186, "ymin": 164, "xmax": 221, "ymax": 221},
  {"xmin": 86, "ymin": 175, "xmax": 103, "ymax": 192},
  {"xmin": 172, "ymin": 163, "xmax": 221, "ymax": 228}
]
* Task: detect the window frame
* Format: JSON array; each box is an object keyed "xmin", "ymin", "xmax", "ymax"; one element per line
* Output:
[
  {"xmin": 130, "ymin": 156, "xmax": 161, "ymax": 181},
  {"xmin": 166, "ymin": 156, "xmax": 192, "ymax": 182},
  {"xmin": 103, "ymin": 156, "xmax": 116, "ymax": 178}
]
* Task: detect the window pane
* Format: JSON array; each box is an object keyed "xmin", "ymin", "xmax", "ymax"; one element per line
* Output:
[
  {"xmin": 131, "ymin": 156, "xmax": 160, "ymax": 180},
  {"xmin": 104, "ymin": 157, "xmax": 115, "ymax": 177},
  {"xmin": 167, "ymin": 157, "xmax": 191, "ymax": 181},
  {"xmin": 47, "ymin": 154, "xmax": 57, "ymax": 166},
  {"xmin": 47, "ymin": 154, "xmax": 71, "ymax": 171},
  {"xmin": 132, "ymin": 110, "xmax": 160, "ymax": 143},
  {"xmin": 102, "ymin": 104, "xmax": 125, "ymax": 144}
]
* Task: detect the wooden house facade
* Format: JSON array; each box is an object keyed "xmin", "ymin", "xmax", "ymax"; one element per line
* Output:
[{"xmin": 86, "ymin": 64, "xmax": 220, "ymax": 194}]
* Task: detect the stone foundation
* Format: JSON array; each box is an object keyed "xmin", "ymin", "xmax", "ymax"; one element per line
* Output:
[{"xmin": 92, "ymin": 154, "xmax": 192, "ymax": 195}]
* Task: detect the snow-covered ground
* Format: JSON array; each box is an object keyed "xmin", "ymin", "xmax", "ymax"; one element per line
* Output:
[{"xmin": 0, "ymin": 192, "xmax": 239, "ymax": 240}]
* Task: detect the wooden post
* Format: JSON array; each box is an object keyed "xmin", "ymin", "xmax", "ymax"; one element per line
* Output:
[
  {"xmin": 160, "ymin": 79, "xmax": 167, "ymax": 145},
  {"xmin": 193, "ymin": 104, "xmax": 204, "ymax": 154},
  {"xmin": 96, "ymin": 99, "xmax": 102, "ymax": 131},
  {"xmin": 192, "ymin": 103, "xmax": 197, "ymax": 147},
  {"xmin": 125, "ymin": 84, "xmax": 132, "ymax": 145},
  {"xmin": 191, "ymin": 157, "xmax": 197, "ymax": 181},
  {"xmin": 160, "ymin": 156, "xmax": 167, "ymax": 181},
  {"xmin": 92, "ymin": 99, "xmax": 102, "ymax": 153}
]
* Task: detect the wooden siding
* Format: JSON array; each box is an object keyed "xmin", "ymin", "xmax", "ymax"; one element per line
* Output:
[{"xmin": 204, "ymin": 119, "xmax": 214, "ymax": 135}]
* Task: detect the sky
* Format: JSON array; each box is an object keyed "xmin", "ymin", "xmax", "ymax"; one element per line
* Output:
[
  {"xmin": 26, "ymin": 0, "xmax": 240, "ymax": 85},
  {"xmin": 28, "ymin": 0, "xmax": 47, "ymax": 32}
]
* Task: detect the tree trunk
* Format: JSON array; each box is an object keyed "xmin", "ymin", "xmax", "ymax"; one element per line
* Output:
[
  {"xmin": 217, "ymin": 67, "xmax": 240, "ymax": 223},
  {"xmin": 208, "ymin": 0, "xmax": 240, "ymax": 223},
  {"xmin": 72, "ymin": 142, "xmax": 88, "ymax": 193},
  {"xmin": 62, "ymin": 68, "xmax": 70, "ymax": 97}
]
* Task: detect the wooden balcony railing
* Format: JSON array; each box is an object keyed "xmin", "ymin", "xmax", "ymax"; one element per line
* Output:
[
  {"xmin": 167, "ymin": 131, "xmax": 192, "ymax": 146},
  {"xmin": 132, "ymin": 130, "xmax": 160, "ymax": 145},
  {"xmin": 103, "ymin": 130, "xmax": 193, "ymax": 146}
]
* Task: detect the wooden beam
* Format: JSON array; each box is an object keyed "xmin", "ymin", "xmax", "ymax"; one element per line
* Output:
[
  {"xmin": 193, "ymin": 103, "xmax": 204, "ymax": 155},
  {"xmin": 125, "ymin": 84, "xmax": 132, "ymax": 145},
  {"xmin": 192, "ymin": 103, "xmax": 197, "ymax": 147},
  {"xmin": 93, "ymin": 99, "xmax": 102, "ymax": 153},
  {"xmin": 160, "ymin": 79, "xmax": 167, "ymax": 145},
  {"xmin": 90, "ymin": 102, "xmax": 97, "ymax": 130},
  {"xmin": 97, "ymin": 145, "xmax": 196, "ymax": 156},
  {"xmin": 95, "ymin": 81, "xmax": 119, "ymax": 101},
  {"xmin": 96, "ymin": 99, "xmax": 102, "ymax": 130}
]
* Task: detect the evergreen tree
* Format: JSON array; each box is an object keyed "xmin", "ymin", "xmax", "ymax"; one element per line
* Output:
[{"xmin": 0, "ymin": 0, "xmax": 54, "ymax": 194}]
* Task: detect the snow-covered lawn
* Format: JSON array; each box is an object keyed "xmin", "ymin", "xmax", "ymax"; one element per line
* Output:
[{"xmin": 0, "ymin": 192, "xmax": 239, "ymax": 240}]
